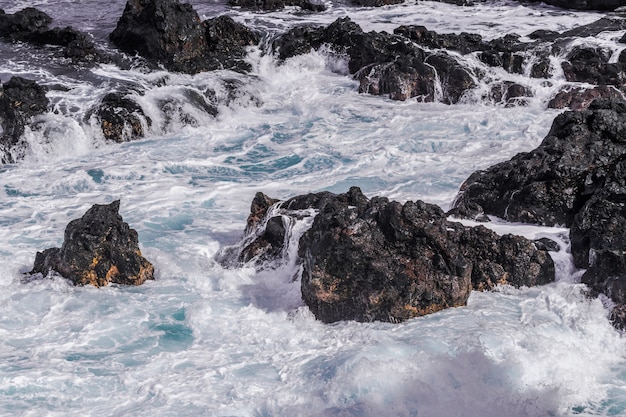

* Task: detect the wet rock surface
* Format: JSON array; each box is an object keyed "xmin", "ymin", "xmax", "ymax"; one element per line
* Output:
[
  {"xmin": 30, "ymin": 201, "xmax": 154, "ymax": 287},
  {"xmin": 0, "ymin": 7, "xmax": 108, "ymax": 64},
  {"xmin": 0, "ymin": 76, "xmax": 49, "ymax": 163},
  {"xmin": 109, "ymin": 0, "xmax": 259, "ymax": 74},
  {"xmin": 452, "ymin": 98, "xmax": 626, "ymax": 329},
  {"xmin": 233, "ymin": 187, "xmax": 554, "ymax": 323},
  {"xmin": 90, "ymin": 92, "xmax": 152, "ymax": 143}
]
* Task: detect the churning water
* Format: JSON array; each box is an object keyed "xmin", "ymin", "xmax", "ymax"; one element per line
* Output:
[{"xmin": 0, "ymin": 0, "xmax": 625, "ymax": 415}]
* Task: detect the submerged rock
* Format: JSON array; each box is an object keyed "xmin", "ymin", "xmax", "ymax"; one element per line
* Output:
[
  {"xmin": 109, "ymin": 0, "xmax": 258, "ymax": 74},
  {"xmin": 0, "ymin": 76, "xmax": 49, "ymax": 163},
  {"xmin": 30, "ymin": 201, "xmax": 154, "ymax": 287},
  {"xmin": 234, "ymin": 187, "xmax": 554, "ymax": 323},
  {"xmin": 90, "ymin": 92, "xmax": 152, "ymax": 143}
]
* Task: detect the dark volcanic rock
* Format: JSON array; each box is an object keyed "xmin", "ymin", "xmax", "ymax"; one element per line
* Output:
[
  {"xmin": 110, "ymin": 0, "xmax": 209, "ymax": 73},
  {"xmin": 570, "ymin": 158, "xmax": 626, "ymax": 303},
  {"xmin": 30, "ymin": 201, "xmax": 154, "ymax": 287},
  {"xmin": 452, "ymin": 98, "xmax": 626, "ymax": 328},
  {"xmin": 524, "ymin": 0, "xmax": 626, "ymax": 11},
  {"xmin": 0, "ymin": 8, "xmax": 108, "ymax": 65},
  {"xmin": 548, "ymin": 85, "xmax": 625, "ymax": 110},
  {"xmin": 451, "ymin": 99, "xmax": 626, "ymax": 227},
  {"xmin": 235, "ymin": 187, "xmax": 554, "ymax": 323},
  {"xmin": 91, "ymin": 92, "xmax": 152, "ymax": 143},
  {"xmin": 561, "ymin": 46, "xmax": 624, "ymax": 86},
  {"xmin": 0, "ymin": 8, "xmax": 52, "ymax": 40},
  {"xmin": 229, "ymin": 0, "xmax": 326, "ymax": 11},
  {"xmin": 0, "ymin": 76, "xmax": 49, "ymax": 163},
  {"xmin": 110, "ymin": 0, "xmax": 258, "ymax": 74}
]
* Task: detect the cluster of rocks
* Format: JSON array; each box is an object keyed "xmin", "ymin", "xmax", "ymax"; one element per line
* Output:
[
  {"xmin": 0, "ymin": 7, "xmax": 109, "ymax": 64},
  {"xmin": 30, "ymin": 201, "xmax": 154, "ymax": 287},
  {"xmin": 272, "ymin": 16, "xmax": 626, "ymax": 107},
  {"xmin": 230, "ymin": 187, "xmax": 554, "ymax": 323},
  {"xmin": 2, "ymin": 0, "xmax": 626, "ymax": 161},
  {"xmin": 451, "ymin": 98, "xmax": 626, "ymax": 328}
]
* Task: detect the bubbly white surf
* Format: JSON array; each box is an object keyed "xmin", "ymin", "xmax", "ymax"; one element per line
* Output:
[{"xmin": 1, "ymin": 0, "xmax": 626, "ymax": 416}]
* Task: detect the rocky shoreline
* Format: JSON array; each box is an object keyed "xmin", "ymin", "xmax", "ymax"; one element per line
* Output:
[
  {"xmin": 2, "ymin": 0, "xmax": 626, "ymax": 161},
  {"xmin": 11, "ymin": 0, "xmax": 626, "ymax": 328}
]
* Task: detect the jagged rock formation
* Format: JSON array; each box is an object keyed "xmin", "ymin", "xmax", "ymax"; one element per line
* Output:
[
  {"xmin": 90, "ymin": 92, "xmax": 152, "ymax": 143},
  {"xmin": 0, "ymin": 7, "xmax": 108, "ymax": 64},
  {"xmin": 0, "ymin": 77, "xmax": 49, "ymax": 163},
  {"xmin": 231, "ymin": 187, "xmax": 554, "ymax": 323},
  {"xmin": 450, "ymin": 98, "xmax": 626, "ymax": 328},
  {"xmin": 272, "ymin": 16, "xmax": 626, "ymax": 108},
  {"xmin": 30, "ymin": 201, "xmax": 154, "ymax": 287},
  {"xmin": 109, "ymin": 0, "xmax": 259, "ymax": 74}
]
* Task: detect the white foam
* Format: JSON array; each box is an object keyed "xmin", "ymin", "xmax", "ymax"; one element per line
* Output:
[{"xmin": 0, "ymin": 0, "xmax": 625, "ymax": 415}]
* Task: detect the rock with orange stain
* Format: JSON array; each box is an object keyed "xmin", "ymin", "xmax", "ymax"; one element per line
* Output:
[
  {"xmin": 30, "ymin": 200, "xmax": 154, "ymax": 286},
  {"xmin": 238, "ymin": 187, "xmax": 554, "ymax": 323}
]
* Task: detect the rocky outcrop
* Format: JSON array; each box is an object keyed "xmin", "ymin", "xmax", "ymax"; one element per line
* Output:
[
  {"xmin": 451, "ymin": 98, "xmax": 626, "ymax": 328},
  {"xmin": 30, "ymin": 201, "xmax": 154, "ymax": 287},
  {"xmin": 273, "ymin": 16, "xmax": 626, "ymax": 107},
  {"xmin": 90, "ymin": 92, "xmax": 151, "ymax": 143},
  {"xmin": 228, "ymin": 0, "xmax": 326, "ymax": 11},
  {"xmin": 109, "ymin": 0, "xmax": 259, "ymax": 74},
  {"xmin": 0, "ymin": 77, "xmax": 49, "ymax": 163},
  {"xmin": 0, "ymin": 8, "xmax": 108, "ymax": 64},
  {"xmin": 548, "ymin": 85, "xmax": 625, "ymax": 111},
  {"xmin": 450, "ymin": 99, "xmax": 626, "ymax": 226},
  {"xmin": 274, "ymin": 18, "xmax": 476, "ymax": 103},
  {"xmin": 233, "ymin": 187, "xmax": 554, "ymax": 323}
]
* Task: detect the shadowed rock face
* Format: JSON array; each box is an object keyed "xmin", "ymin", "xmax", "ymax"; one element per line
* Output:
[
  {"xmin": 30, "ymin": 201, "xmax": 154, "ymax": 287},
  {"xmin": 451, "ymin": 99, "xmax": 626, "ymax": 227},
  {"xmin": 109, "ymin": 0, "xmax": 259, "ymax": 74},
  {"xmin": 92, "ymin": 92, "xmax": 152, "ymax": 143},
  {"xmin": 0, "ymin": 77, "xmax": 49, "ymax": 163},
  {"xmin": 233, "ymin": 187, "xmax": 554, "ymax": 323},
  {"xmin": 450, "ymin": 98, "xmax": 626, "ymax": 329}
]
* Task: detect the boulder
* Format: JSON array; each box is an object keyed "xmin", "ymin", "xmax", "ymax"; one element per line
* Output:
[
  {"xmin": 91, "ymin": 92, "xmax": 152, "ymax": 143},
  {"xmin": 450, "ymin": 99, "xmax": 626, "ymax": 227},
  {"xmin": 110, "ymin": 0, "xmax": 209, "ymax": 74},
  {"xmin": 235, "ymin": 187, "xmax": 554, "ymax": 323},
  {"xmin": 0, "ymin": 76, "xmax": 49, "ymax": 163},
  {"xmin": 548, "ymin": 85, "xmax": 625, "ymax": 110},
  {"xmin": 30, "ymin": 201, "xmax": 154, "ymax": 287},
  {"xmin": 109, "ymin": 0, "xmax": 258, "ymax": 74},
  {"xmin": 561, "ymin": 46, "xmax": 624, "ymax": 86}
]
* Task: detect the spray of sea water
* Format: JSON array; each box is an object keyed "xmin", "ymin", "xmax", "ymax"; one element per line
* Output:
[{"xmin": 0, "ymin": 0, "xmax": 626, "ymax": 415}]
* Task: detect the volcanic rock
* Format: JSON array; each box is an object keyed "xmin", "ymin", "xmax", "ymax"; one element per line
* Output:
[
  {"xmin": 451, "ymin": 99, "xmax": 626, "ymax": 227},
  {"xmin": 0, "ymin": 76, "xmax": 49, "ymax": 163},
  {"xmin": 30, "ymin": 200, "xmax": 154, "ymax": 287},
  {"xmin": 548, "ymin": 85, "xmax": 625, "ymax": 110},
  {"xmin": 91, "ymin": 92, "xmax": 152, "ymax": 143},
  {"xmin": 109, "ymin": 0, "xmax": 258, "ymax": 74},
  {"xmin": 451, "ymin": 98, "xmax": 626, "ymax": 328},
  {"xmin": 523, "ymin": 0, "xmax": 626, "ymax": 11},
  {"xmin": 236, "ymin": 187, "xmax": 554, "ymax": 323},
  {"xmin": 229, "ymin": 0, "xmax": 326, "ymax": 11},
  {"xmin": 0, "ymin": 8, "xmax": 107, "ymax": 64}
]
